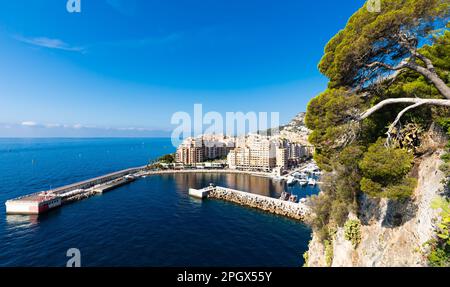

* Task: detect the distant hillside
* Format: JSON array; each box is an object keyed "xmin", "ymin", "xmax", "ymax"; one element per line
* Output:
[
  {"xmin": 261, "ymin": 112, "xmax": 311, "ymax": 145},
  {"xmin": 279, "ymin": 112, "xmax": 311, "ymax": 145}
]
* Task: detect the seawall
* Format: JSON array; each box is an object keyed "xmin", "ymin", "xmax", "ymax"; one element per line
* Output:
[{"xmin": 207, "ymin": 186, "xmax": 310, "ymax": 221}]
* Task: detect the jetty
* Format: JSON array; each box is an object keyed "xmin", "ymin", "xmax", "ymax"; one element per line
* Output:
[
  {"xmin": 5, "ymin": 166, "xmax": 314, "ymax": 218},
  {"xmin": 189, "ymin": 186, "xmax": 311, "ymax": 221},
  {"xmin": 5, "ymin": 166, "xmax": 145, "ymax": 215}
]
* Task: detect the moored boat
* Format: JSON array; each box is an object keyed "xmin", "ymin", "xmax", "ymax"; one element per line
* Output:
[
  {"xmin": 298, "ymin": 179, "xmax": 308, "ymax": 186},
  {"xmin": 308, "ymin": 178, "xmax": 316, "ymax": 186}
]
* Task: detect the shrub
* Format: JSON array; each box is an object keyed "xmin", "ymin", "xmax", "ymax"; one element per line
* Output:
[
  {"xmin": 330, "ymin": 200, "xmax": 350, "ymax": 227},
  {"xmin": 437, "ymin": 117, "xmax": 450, "ymax": 178},
  {"xmin": 158, "ymin": 153, "xmax": 175, "ymax": 163},
  {"xmin": 359, "ymin": 139, "xmax": 416, "ymax": 199},
  {"xmin": 384, "ymin": 177, "xmax": 418, "ymax": 200},
  {"xmin": 302, "ymin": 251, "xmax": 309, "ymax": 267},
  {"xmin": 344, "ymin": 219, "xmax": 362, "ymax": 248},
  {"xmin": 359, "ymin": 138, "xmax": 414, "ymax": 183},
  {"xmin": 427, "ymin": 198, "xmax": 450, "ymax": 267}
]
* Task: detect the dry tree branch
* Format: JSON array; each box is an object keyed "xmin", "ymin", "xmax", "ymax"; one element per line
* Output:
[{"xmin": 359, "ymin": 98, "xmax": 450, "ymax": 121}]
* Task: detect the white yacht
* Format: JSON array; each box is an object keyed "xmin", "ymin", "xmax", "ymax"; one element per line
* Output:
[
  {"xmin": 286, "ymin": 176, "xmax": 296, "ymax": 186},
  {"xmin": 298, "ymin": 178, "xmax": 308, "ymax": 186}
]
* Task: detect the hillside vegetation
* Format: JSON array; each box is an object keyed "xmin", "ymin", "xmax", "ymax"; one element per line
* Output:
[{"xmin": 304, "ymin": 0, "xmax": 449, "ymax": 266}]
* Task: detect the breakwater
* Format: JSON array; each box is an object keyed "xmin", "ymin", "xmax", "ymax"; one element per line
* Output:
[
  {"xmin": 5, "ymin": 166, "xmax": 145, "ymax": 214},
  {"xmin": 6, "ymin": 165, "xmax": 313, "ymax": 216},
  {"xmin": 191, "ymin": 186, "xmax": 311, "ymax": 221}
]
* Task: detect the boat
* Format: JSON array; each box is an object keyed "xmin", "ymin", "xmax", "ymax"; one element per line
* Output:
[
  {"xmin": 308, "ymin": 178, "xmax": 316, "ymax": 186},
  {"xmin": 279, "ymin": 192, "xmax": 291, "ymax": 201},
  {"xmin": 286, "ymin": 176, "xmax": 296, "ymax": 186},
  {"xmin": 289, "ymin": 195, "xmax": 298, "ymax": 203},
  {"xmin": 298, "ymin": 179, "xmax": 308, "ymax": 186}
]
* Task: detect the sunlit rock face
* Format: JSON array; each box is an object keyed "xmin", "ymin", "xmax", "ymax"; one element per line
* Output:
[{"xmin": 306, "ymin": 149, "xmax": 446, "ymax": 267}]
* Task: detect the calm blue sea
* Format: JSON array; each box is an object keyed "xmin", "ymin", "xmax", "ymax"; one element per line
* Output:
[{"xmin": 0, "ymin": 138, "xmax": 316, "ymax": 267}]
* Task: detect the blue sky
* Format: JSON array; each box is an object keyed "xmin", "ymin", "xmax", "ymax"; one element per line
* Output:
[{"xmin": 0, "ymin": 0, "xmax": 366, "ymax": 137}]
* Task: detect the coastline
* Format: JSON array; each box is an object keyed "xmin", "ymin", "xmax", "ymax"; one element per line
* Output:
[
  {"xmin": 140, "ymin": 168, "xmax": 276, "ymax": 179},
  {"xmin": 5, "ymin": 165, "xmax": 315, "ymax": 220}
]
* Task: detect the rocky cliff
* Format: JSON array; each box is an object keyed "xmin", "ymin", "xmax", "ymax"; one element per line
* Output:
[{"xmin": 306, "ymin": 127, "xmax": 448, "ymax": 267}]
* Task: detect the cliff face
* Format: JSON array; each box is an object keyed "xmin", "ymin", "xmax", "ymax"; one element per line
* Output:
[{"xmin": 307, "ymin": 149, "xmax": 446, "ymax": 267}]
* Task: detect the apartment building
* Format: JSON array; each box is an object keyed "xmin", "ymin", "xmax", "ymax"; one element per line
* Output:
[
  {"xmin": 227, "ymin": 135, "xmax": 276, "ymax": 171},
  {"xmin": 176, "ymin": 135, "xmax": 235, "ymax": 165}
]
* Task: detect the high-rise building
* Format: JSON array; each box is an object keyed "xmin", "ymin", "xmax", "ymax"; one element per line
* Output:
[
  {"xmin": 176, "ymin": 135, "xmax": 235, "ymax": 165},
  {"xmin": 276, "ymin": 147, "xmax": 289, "ymax": 169},
  {"xmin": 227, "ymin": 135, "xmax": 276, "ymax": 171}
]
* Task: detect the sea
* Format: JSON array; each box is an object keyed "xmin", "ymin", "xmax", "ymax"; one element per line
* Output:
[{"xmin": 0, "ymin": 138, "xmax": 318, "ymax": 267}]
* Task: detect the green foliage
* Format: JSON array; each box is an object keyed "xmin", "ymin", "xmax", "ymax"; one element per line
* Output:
[
  {"xmin": 427, "ymin": 198, "xmax": 450, "ymax": 267},
  {"xmin": 309, "ymin": 192, "xmax": 333, "ymax": 241},
  {"xmin": 158, "ymin": 153, "xmax": 175, "ymax": 164},
  {"xmin": 384, "ymin": 177, "xmax": 418, "ymax": 200},
  {"xmin": 344, "ymin": 219, "xmax": 362, "ymax": 248},
  {"xmin": 324, "ymin": 240, "xmax": 334, "ymax": 267},
  {"xmin": 437, "ymin": 117, "xmax": 450, "ymax": 178},
  {"xmin": 305, "ymin": 0, "xmax": 450, "ymax": 250},
  {"xmin": 302, "ymin": 251, "xmax": 309, "ymax": 267},
  {"xmin": 305, "ymin": 88, "xmax": 363, "ymax": 171},
  {"xmin": 330, "ymin": 200, "xmax": 350, "ymax": 227},
  {"xmin": 308, "ymin": 144, "xmax": 366, "ymax": 243},
  {"xmin": 359, "ymin": 139, "xmax": 416, "ymax": 199},
  {"xmin": 428, "ymin": 248, "xmax": 449, "ymax": 267},
  {"xmin": 359, "ymin": 139, "xmax": 414, "ymax": 182},
  {"xmin": 319, "ymin": 0, "xmax": 450, "ymax": 89},
  {"xmin": 431, "ymin": 198, "xmax": 450, "ymax": 244}
]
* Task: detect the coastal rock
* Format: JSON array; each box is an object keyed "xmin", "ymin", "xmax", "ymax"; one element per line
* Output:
[
  {"xmin": 306, "ymin": 149, "xmax": 445, "ymax": 267},
  {"xmin": 208, "ymin": 187, "xmax": 310, "ymax": 221}
]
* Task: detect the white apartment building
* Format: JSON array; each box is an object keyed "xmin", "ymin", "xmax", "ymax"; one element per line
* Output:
[
  {"xmin": 176, "ymin": 135, "xmax": 235, "ymax": 165},
  {"xmin": 227, "ymin": 135, "xmax": 276, "ymax": 171}
]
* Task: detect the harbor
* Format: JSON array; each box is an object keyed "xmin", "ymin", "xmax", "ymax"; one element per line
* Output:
[
  {"xmin": 0, "ymin": 138, "xmax": 318, "ymax": 267},
  {"xmin": 5, "ymin": 161, "xmax": 319, "ymax": 217}
]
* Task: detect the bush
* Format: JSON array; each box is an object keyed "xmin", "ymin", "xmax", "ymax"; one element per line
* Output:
[
  {"xmin": 158, "ymin": 153, "xmax": 175, "ymax": 164},
  {"xmin": 359, "ymin": 139, "xmax": 416, "ymax": 199},
  {"xmin": 384, "ymin": 177, "xmax": 418, "ymax": 200},
  {"xmin": 330, "ymin": 200, "xmax": 350, "ymax": 227},
  {"xmin": 302, "ymin": 251, "xmax": 309, "ymax": 267},
  {"xmin": 437, "ymin": 117, "xmax": 450, "ymax": 178},
  {"xmin": 344, "ymin": 219, "xmax": 361, "ymax": 248},
  {"xmin": 359, "ymin": 139, "xmax": 414, "ymax": 183},
  {"xmin": 427, "ymin": 198, "xmax": 450, "ymax": 267}
]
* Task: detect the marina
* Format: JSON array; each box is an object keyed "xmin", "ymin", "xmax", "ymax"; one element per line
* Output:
[
  {"xmin": 0, "ymin": 138, "xmax": 316, "ymax": 267},
  {"xmin": 5, "ymin": 163, "xmax": 319, "ymax": 216}
]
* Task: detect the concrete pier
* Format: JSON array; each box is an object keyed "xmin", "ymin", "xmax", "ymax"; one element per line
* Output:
[
  {"xmin": 5, "ymin": 166, "xmax": 145, "ymax": 215},
  {"xmin": 6, "ymin": 165, "xmax": 313, "ymax": 217},
  {"xmin": 188, "ymin": 186, "xmax": 215, "ymax": 199},
  {"xmin": 189, "ymin": 186, "xmax": 311, "ymax": 221}
]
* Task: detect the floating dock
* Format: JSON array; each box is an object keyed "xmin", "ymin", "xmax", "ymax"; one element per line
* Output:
[{"xmin": 5, "ymin": 166, "xmax": 145, "ymax": 215}]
